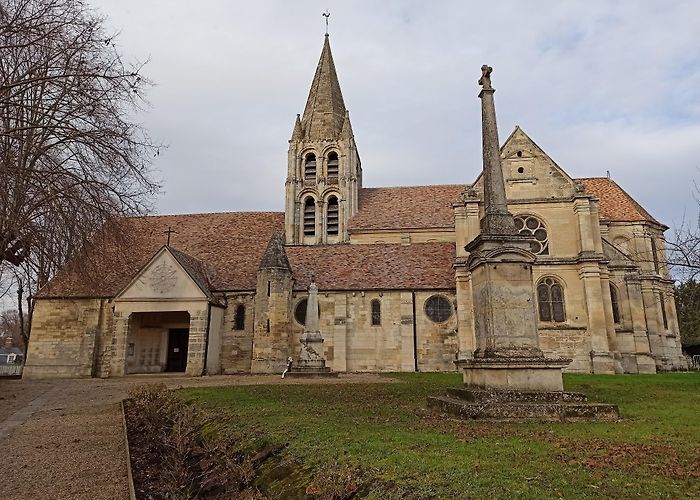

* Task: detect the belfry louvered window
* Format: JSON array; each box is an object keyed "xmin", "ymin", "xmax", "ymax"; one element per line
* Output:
[
  {"xmin": 537, "ymin": 277, "xmax": 565, "ymax": 322},
  {"xmin": 303, "ymin": 198, "xmax": 315, "ymax": 236},
  {"xmin": 327, "ymin": 196, "xmax": 339, "ymax": 236},
  {"xmin": 327, "ymin": 152, "xmax": 339, "ymax": 179},
  {"xmin": 304, "ymin": 153, "xmax": 317, "ymax": 180}
]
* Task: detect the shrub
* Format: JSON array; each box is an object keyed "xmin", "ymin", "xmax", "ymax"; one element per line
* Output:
[{"xmin": 125, "ymin": 384, "xmax": 261, "ymax": 499}]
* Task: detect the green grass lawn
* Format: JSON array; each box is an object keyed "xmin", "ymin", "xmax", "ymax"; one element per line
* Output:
[{"xmin": 180, "ymin": 373, "xmax": 700, "ymax": 499}]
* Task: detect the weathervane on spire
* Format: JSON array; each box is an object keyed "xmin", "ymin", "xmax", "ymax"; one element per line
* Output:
[{"xmin": 322, "ymin": 10, "xmax": 331, "ymax": 34}]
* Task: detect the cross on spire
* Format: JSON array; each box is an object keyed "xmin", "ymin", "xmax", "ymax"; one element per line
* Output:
[
  {"xmin": 164, "ymin": 226, "xmax": 177, "ymax": 246},
  {"xmin": 322, "ymin": 10, "xmax": 330, "ymax": 34}
]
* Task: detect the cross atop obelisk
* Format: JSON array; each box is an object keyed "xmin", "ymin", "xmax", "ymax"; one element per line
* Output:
[{"xmin": 478, "ymin": 65, "xmax": 515, "ymax": 235}]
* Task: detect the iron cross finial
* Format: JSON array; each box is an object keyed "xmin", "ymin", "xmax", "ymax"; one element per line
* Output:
[
  {"xmin": 478, "ymin": 65, "xmax": 493, "ymax": 90},
  {"xmin": 322, "ymin": 10, "xmax": 331, "ymax": 34},
  {"xmin": 164, "ymin": 226, "xmax": 177, "ymax": 246}
]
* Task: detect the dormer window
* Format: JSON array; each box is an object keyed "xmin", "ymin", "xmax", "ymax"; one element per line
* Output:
[
  {"xmin": 304, "ymin": 153, "xmax": 317, "ymax": 180},
  {"xmin": 327, "ymin": 152, "xmax": 339, "ymax": 179},
  {"xmin": 327, "ymin": 196, "xmax": 339, "ymax": 236},
  {"xmin": 303, "ymin": 197, "xmax": 316, "ymax": 236}
]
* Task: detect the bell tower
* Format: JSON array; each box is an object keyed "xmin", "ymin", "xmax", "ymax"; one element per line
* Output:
[{"xmin": 284, "ymin": 34, "xmax": 362, "ymax": 245}]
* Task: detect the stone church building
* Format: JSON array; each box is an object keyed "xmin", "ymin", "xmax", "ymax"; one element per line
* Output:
[{"xmin": 23, "ymin": 35, "xmax": 686, "ymax": 379}]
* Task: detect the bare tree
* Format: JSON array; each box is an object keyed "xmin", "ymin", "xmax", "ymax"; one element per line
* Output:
[
  {"xmin": 666, "ymin": 204, "xmax": 700, "ymax": 283},
  {"xmin": 0, "ymin": 0, "xmax": 162, "ymax": 344},
  {"xmin": 0, "ymin": 0, "xmax": 161, "ymax": 272},
  {"xmin": 0, "ymin": 308, "xmax": 25, "ymax": 350}
]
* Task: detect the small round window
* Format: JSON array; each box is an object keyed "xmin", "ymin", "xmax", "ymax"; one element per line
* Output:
[
  {"xmin": 425, "ymin": 295, "xmax": 452, "ymax": 323},
  {"xmin": 294, "ymin": 299, "xmax": 307, "ymax": 325},
  {"xmin": 294, "ymin": 298, "xmax": 320, "ymax": 326},
  {"xmin": 514, "ymin": 215, "xmax": 549, "ymax": 255}
]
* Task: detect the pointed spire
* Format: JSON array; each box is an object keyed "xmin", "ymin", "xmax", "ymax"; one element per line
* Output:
[
  {"xmin": 290, "ymin": 114, "xmax": 303, "ymax": 141},
  {"xmin": 340, "ymin": 110, "xmax": 354, "ymax": 140},
  {"xmin": 300, "ymin": 34, "xmax": 347, "ymax": 140},
  {"xmin": 259, "ymin": 230, "xmax": 291, "ymax": 271}
]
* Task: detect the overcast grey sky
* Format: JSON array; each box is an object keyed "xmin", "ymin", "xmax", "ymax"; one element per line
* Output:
[{"xmin": 91, "ymin": 0, "xmax": 699, "ymax": 229}]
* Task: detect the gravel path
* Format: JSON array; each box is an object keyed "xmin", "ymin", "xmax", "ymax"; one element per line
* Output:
[{"xmin": 0, "ymin": 373, "xmax": 390, "ymax": 500}]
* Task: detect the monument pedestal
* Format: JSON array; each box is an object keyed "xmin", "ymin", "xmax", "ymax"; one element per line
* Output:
[
  {"xmin": 286, "ymin": 332, "xmax": 337, "ymax": 378},
  {"xmin": 427, "ymin": 387, "xmax": 619, "ymax": 422},
  {"xmin": 456, "ymin": 357, "xmax": 571, "ymax": 392}
]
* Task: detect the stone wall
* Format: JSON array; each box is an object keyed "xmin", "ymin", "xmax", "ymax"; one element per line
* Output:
[
  {"xmin": 23, "ymin": 298, "xmax": 108, "ymax": 379},
  {"xmin": 220, "ymin": 293, "xmax": 256, "ymax": 373},
  {"xmin": 280, "ymin": 289, "xmax": 459, "ymax": 373},
  {"xmin": 350, "ymin": 229, "xmax": 455, "ymax": 245},
  {"xmin": 185, "ymin": 308, "xmax": 209, "ymax": 376}
]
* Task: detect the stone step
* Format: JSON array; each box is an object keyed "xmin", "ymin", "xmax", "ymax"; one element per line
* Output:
[
  {"xmin": 446, "ymin": 388, "xmax": 588, "ymax": 404},
  {"xmin": 285, "ymin": 367, "xmax": 338, "ymax": 378},
  {"xmin": 427, "ymin": 395, "xmax": 620, "ymax": 422},
  {"xmin": 288, "ymin": 365, "xmax": 332, "ymax": 373}
]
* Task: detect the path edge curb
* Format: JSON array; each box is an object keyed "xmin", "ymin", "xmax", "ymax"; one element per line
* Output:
[{"xmin": 120, "ymin": 400, "xmax": 137, "ymax": 500}]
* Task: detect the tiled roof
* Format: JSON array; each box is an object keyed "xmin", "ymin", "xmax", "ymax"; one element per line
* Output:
[
  {"xmin": 287, "ymin": 243, "xmax": 455, "ymax": 291},
  {"xmin": 39, "ymin": 212, "xmax": 285, "ymax": 298},
  {"xmin": 168, "ymin": 247, "xmax": 217, "ymax": 302},
  {"xmin": 577, "ymin": 178, "xmax": 659, "ymax": 224},
  {"xmin": 38, "ymin": 213, "xmax": 456, "ymax": 298},
  {"xmin": 349, "ymin": 185, "xmax": 465, "ymax": 231}
]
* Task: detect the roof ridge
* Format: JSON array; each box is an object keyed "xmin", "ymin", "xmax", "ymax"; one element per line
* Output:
[
  {"xmin": 361, "ymin": 184, "xmax": 467, "ymax": 190},
  {"xmin": 124, "ymin": 211, "xmax": 285, "ymax": 220}
]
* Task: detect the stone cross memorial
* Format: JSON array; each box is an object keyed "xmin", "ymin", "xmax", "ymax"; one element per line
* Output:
[
  {"xmin": 428, "ymin": 66, "xmax": 619, "ymax": 421},
  {"xmin": 285, "ymin": 275, "xmax": 337, "ymax": 378}
]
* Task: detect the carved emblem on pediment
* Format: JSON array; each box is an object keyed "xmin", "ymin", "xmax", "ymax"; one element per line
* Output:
[{"xmin": 149, "ymin": 262, "xmax": 178, "ymax": 293}]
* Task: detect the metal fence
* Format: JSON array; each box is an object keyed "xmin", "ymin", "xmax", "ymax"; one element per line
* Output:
[
  {"xmin": 0, "ymin": 364, "xmax": 23, "ymax": 377},
  {"xmin": 692, "ymin": 355, "xmax": 700, "ymax": 370}
]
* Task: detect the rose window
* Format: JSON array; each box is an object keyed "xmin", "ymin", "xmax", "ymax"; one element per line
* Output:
[{"xmin": 514, "ymin": 215, "xmax": 549, "ymax": 255}]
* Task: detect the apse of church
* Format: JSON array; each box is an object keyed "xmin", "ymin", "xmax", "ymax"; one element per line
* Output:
[{"xmin": 22, "ymin": 34, "xmax": 687, "ymax": 379}]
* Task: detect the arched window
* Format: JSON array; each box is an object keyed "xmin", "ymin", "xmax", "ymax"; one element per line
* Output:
[
  {"xmin": 371, "ymin": 299, "xmax": 381, "ymax": 326},
  {"xmin": 609, "ymin": 284, "xmax": 621, "ymax": 324},
  {"xmin": 425, "ymin": 295, "xmax": 452, "ymax": 323},
  {"xmin": 304, "ymin": 153, "xmax": 317, "ymax": 180},
  {"xmin": 233, "ymin": 304, "xmax": 245, "ymax": 330},
  {"xmin": 537, "ymin": 277, "xmax": 565, "ymax": 322},
  {"xmin": 327, "ymin": 152, "xmax": 339, "ymax": 179},
  {"xmin": 651, "ymin": 238, "xmax": 660, "ymax": 273},
  {"xmin": 514, "ymin": 215, "xmax": 549, "ymax": 255},
  {"xmin": 327, "ymin": 196, "xmax": 339, "ymax": 236},
  {"xmin": 303, "ymin": 197, "xmax": 315, "ymax": 236}
]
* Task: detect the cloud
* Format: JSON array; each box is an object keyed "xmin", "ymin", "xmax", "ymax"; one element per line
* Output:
[{"xmin": 88, "ymin": 0, "xmax": 700, "ymax": 229}]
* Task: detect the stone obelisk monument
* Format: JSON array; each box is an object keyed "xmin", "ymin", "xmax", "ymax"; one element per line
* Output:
[
  {"xmin": 428, "ymin": 66, "xmax": 618, "ymax": 420},
  {"xmin": 286, "ymin": 275, "xmax": 337, "ymax": 377},
  {"xmin": 458, "ymin": 64, "xmax": 570, "ymax": 390}
]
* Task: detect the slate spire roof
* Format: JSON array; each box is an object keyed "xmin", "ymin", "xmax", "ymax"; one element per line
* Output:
[
  {"xmin": 259, "ymin": 230, "xmax": 291, "ymax": 271},
  {"xmin": 300, "ymin": 34, "xmax": 347, "ymax": 140}
]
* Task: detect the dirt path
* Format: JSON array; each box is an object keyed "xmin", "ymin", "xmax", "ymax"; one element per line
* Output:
[{"xmin": 0, "ymin": 373, "xmax": 389, "ymax": 500}]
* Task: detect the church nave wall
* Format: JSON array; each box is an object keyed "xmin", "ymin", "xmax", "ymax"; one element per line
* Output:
[{"xmin": 23, "ymin": 298, "xmax": 109, "ymax": 379}]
